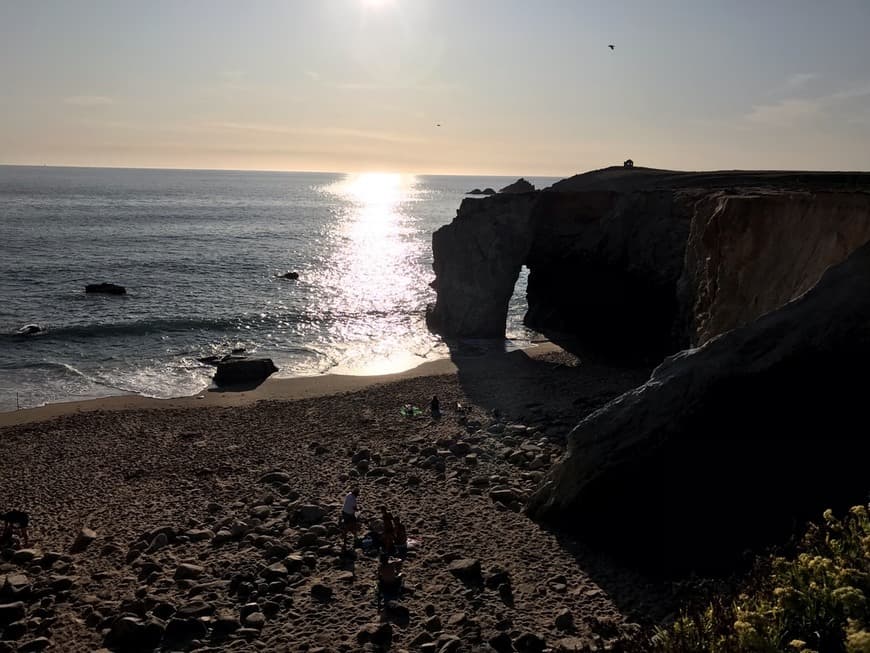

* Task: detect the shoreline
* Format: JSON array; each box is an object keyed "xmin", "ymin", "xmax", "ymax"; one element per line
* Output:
[{"xmin": 0, "ymin": 342, "xmax": 562, "ymax": 428}]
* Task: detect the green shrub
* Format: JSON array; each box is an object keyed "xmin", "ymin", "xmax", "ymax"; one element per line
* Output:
[{"xmin": 651, "ymin": 504, "xmax": 870, "ymax": 653}]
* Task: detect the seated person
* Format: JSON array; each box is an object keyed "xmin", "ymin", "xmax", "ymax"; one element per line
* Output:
[{"xmin": 380, "ymin": 506, "xmax": 396, "ymax": 553}]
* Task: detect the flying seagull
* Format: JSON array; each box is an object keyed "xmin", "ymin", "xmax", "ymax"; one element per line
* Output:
[
  {"xmin": 436, "ymin": 123, "xmax": 441, "ymax": 127},
  {"xmin": 608, "ymin": 44, "xmax": 615, "ymax": 50}
]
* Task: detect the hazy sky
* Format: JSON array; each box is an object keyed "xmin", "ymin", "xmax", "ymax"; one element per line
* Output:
[{"xmin": 2, "ymin": 0, "xmax": 870, "ymax": 175}]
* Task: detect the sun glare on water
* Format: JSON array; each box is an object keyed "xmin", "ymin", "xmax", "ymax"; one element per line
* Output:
[{"xmin": 318, "ymin": 172, "xmax": 424, "ymax": 374}]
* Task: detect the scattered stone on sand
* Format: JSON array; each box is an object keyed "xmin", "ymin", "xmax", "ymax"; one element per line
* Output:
[{"xmin": 70, "ymin": 527, "xmax": 97, "ymax": 553}]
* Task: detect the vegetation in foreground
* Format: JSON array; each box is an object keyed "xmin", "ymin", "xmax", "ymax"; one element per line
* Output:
[{"xmin": 652, "ymin": 505, "xmax": 870, "ymax": 653}]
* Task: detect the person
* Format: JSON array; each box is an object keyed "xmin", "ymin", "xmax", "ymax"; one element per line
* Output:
[
  {"xmin": 430, "ymin": 395, "xmax": 441, "ymax": 419},
  {"xmin": 380, "ymin": 505, "xmax": 396, "ymax": 553},
  {"xmin": 339, "ymin": 488, "xmax": 360, "ymax": 551},
  {"xmin": 394, "ymin": 516, "xmax": 407, "ymax": 554},
  {"xmin": 377, "ymin": 552, "xmax": 403, "ymax": 605},
  {"xmin": 1, "ymin": 510, "xmax": 29, "ymax": 547}
]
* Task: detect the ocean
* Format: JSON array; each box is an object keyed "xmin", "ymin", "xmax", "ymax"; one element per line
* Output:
[{"xmin": 0, "ymin": 166, "xmax": 557, "ymax": 413}]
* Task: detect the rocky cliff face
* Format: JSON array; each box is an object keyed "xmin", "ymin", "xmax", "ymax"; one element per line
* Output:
[
  {"xmin": 427, "ymin": 188, "xmax": 694, "ymax": 360},
  {"xmin": 526, "ymin": 241, "xmax": 870, "ymax": 570},
  {"xmin": 428, "ymin": 168, "xmax": 870, "ymax": 359},
  {"xmin": 682, "ymin": 191, "xmax": 870, "ymax": 344},
  {"xmin": 427, "ymin": 194, "xmax": 537, "ymax": 338}
]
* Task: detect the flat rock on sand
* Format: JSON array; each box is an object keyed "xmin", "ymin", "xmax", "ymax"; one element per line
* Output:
[{"xmin": 0, "ymin": 350, "xmax": 658, "ymax": 651}]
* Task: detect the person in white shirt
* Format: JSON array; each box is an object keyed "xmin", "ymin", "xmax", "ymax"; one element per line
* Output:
[{"xmin": 340, "ymin": 488, "xmax": 360, "ymax": 551}]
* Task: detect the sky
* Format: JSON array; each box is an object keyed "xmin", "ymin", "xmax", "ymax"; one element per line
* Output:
[{"xmin": 2, "ymin": 0, "xmax": 870, "ymax": 176}]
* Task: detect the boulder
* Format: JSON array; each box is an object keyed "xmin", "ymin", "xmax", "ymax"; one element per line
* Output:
[
  {"xmin": 447, "ymin": 558, "xmax": 481, "ymax": 583},
  {"xmin": 277, "ymin": 271, "xmax": 299, "ymax": 280},
  {"xmin": 527, "ymin": 241, "xmax": 870, "ymax": 570},
  {"xmin": 85, "ymin": 282, "xmax": 126, "ymax": 295},
  {"xmin": 16, "ymin": 324, "xmax": 41, "ymax": 336},
  {"xmin": 213, "ymin": 358, "xmax": 278, "ymax": 387},
  {"xmin": 499, "ymin": 178, "xmax": 535, "ymax": 193},
  {"xmin": 70, "ymin": 527, "xmax": 97, "ymax": 553}
]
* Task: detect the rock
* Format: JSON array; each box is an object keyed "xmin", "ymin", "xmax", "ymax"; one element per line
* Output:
[
  {"xmin": 482, "ymin": 188, "xmax": 496, "ymax": 195},
  {"xmin": 243, "ymin": 612, "xmax": 265, "ymax": 629},
  {"xmin": 499, "ymin": 178, "xmax": 535, "ymax": 194},
  {"xmin": 176, "ymin": 601, "xmax": 214, "ymax": 618},
  {"xmin": 277, "ymin": 271, "xmax": 299, "ymax": 280},
  {"xmin": 411, "ymin": 631, "xmax": 434, "ymax": 646},
  {"xmin": 357, "ymin": 622, "xmax": 393, "ymax": 647},
  {"xmin": 70, "ymin": 527, "xmax": 97, "ymax": 553},
  {"xmin": 258, "ymin": 471, "xmax": 291, "ymax": 485},
  {"xmin": 146, "ymin": 532, "xmax": 169, "ymax": 553},
  {"xmin": 467, "ymin": 188, "xmax": 483, "ymax": 195},
  {"xmin": 514, "ymin": 632, "xmax": 546, "ymax": 653},
  {"xmin": 164, "ymin": 617, "xmax": 208, "ymax": 644},
  {"xmin": 490, "ymin": 488, "xmax": 517, "ymax": 504},
  {"xmin": 439, "ymin": 639, "xmax": 462, "ymax": 653},
  {"xmin": 17, "ymin": 638, "xmax": 51, "ymax": 652},
  {"xmin": 16, "ymin": 324, "xmax": 42, "ymax": 336},
  {"xmin": 556, "ymin": 637, "xmax": 594, "ymax": 652},
  {"xmin": 490, "ymin": 632, "xmax": 514, "ymax": 653},
  {"xmin": 447, "ymin": 558, "xmax": 481, "ymax": 583},
  {"xmin": 213, "ymin": 358, "xmax": 278, "ymax": 387},
  {"xmin": 555, "ymin": 608, "xmax": 574, "ymax": 631},
  {"xmin": 174, "ymin": 564, "xmax": 204, "ymax": 581},
  {"xmin": 310, "ymin": 583, "xmax": 333, "ymax": 602},
  {"xmin": 11, "ymin": 549, "xmax": 39, "ymax": 565},
  {"xmin": 528, "ymin": 241, "xmax": 870, "ymax": 570},
  {"xmin": 103, "ymin": 616, "xmax": 143, "ymax": 649},
  {"xmin": 85, "ymin": 282, "xmax": 126, "ymax": 295},
  {"xmin": 424, "ymin": 615, "xmax": 442, "ymax": 632},
  {"xmin": 0, "ymin": 602, "xmax": 25, "ymax": 626},
  {"xmin": 183, "ymin": 529, "xmax": 213, "ymax": 542},
  {"xmin": 261, "ymin": 563, "xmax": 288, "ymax": 581},
  {"xmin": 2, "ymin": 574, "xmax": 30, "ymax": 598},
  {"xmin": 296, "ymin": 504, "xmax": 326, "ymax": 524}
]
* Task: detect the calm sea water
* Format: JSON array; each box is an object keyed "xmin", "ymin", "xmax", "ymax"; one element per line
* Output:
[{"xmin": 0, "ymin": 166, "xmax": 557, "ymax": 412}]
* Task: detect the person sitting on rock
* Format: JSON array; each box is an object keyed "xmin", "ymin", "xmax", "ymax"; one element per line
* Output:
[
  {"xmin": 380, "ymin": 505, "xmax": 396, "ymax": 553},
  {"xmin": 339, "ymin": 488, "xmax": 360, "ymax": 551},
  {"xmin": 430, "ymin": 395, "xmax": 441, "ymax": 419},
  {"xmin": 377, "ymin": 552, "xmax": 403, "ymax": 603}
]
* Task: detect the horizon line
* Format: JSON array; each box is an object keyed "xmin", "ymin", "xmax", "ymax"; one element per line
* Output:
[{"xmin": 0, "ymin": 162, "xmax": 573, "ymax": 179}]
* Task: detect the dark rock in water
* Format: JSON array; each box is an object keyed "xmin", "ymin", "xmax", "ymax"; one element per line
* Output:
[
  {"xmin": 85, "ymin": 282, "xmax": 126, "ymax": 295},
  {"xmin": 213, "ymin": 358, "xmax": 278, "ymax": 387},
  {"xmin": 231, "ymin": 346, "xmax": 246, "ymax": 354},
  {"xmin": 277, "ymin": 271, "xmax": 299, "ymax": 280},
  {"xmin": 16, "ymin": 324, "xmax": 41, "ymax": 336},
  {"xmin": 482, "ymin": 188, "xmax": 496, "ymax": 195},
  {"xmin": 499, "ymin": 178, "xmax": 535, "ymax": 193},
  {"xmin": 467, "ymin": 188, "xmax": 484, "ymax": 195},
  {"xmin": 198, "ymin": 353, "xmax": 247, "ymax": 367},
  {"xmin": 527, "ymin": 241, "xmax": 870, "ymax": 571}
]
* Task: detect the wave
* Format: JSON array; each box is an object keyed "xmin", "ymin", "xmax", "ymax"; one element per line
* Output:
[{"xmin": 1, "ymin": 306, "xmax": 430, "ymax": 342}]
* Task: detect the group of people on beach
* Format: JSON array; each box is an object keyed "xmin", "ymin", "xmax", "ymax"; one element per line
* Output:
[{"xmin": 339, "ymin": 488, "xmax": 408, "ymax": 604}]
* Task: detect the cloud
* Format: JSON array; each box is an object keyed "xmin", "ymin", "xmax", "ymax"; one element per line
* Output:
[
  {"xmin": 746, "ymin": 80, "xmax": 870, "ymax": 127},
  {"xmin": 746, "ymin": 98, "xmax": 823, "ymax": 126},
  {"xmin": 206, "ymin": 121, "xmax": 428, "ymax": 144},
  {"xmin": 784, "ymin": 73, "xmax": 818, "ymax": 90},
  {"xmin": 63, "ymin": 95, "xmax": 113, "ymax": 107},
  {"xmin": 304, "ymin": 71, "xmax": 321, "ymax": 81}
]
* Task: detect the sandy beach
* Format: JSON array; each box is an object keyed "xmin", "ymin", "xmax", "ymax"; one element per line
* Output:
[{"xmin": 0, "ymin": 345, "xmax": 663, "ymax": 652}]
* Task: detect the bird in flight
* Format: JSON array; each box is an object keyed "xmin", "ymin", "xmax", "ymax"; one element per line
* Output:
[
  {"xmin": 608, "ymin": 44, "xmax": 615, "ymax": 50},
  {"xmin": 436, "ymin": 123, "xmax": 441, "ymax": 127}
]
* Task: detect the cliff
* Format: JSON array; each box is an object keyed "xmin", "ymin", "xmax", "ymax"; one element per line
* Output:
[
  {"xmin": 526, "ymin": 241, "xmax": 870, "ymax": 569},
  {"xmin": 428, "ymin": 168, "xmax": 870, "ymax": 358}
]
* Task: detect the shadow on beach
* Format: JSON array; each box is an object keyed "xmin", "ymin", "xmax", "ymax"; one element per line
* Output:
[{"xmin": 444, "ymin": 338, "xmax": 683, "ymax": 623}]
